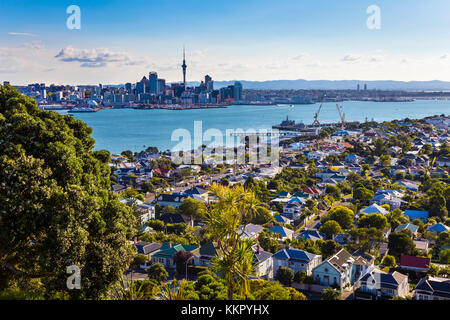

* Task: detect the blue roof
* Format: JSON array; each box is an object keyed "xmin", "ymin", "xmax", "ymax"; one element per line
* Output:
[
  {"xmin": 274, "ymin": 215, "xmax": 289, "ymax": 223},
  {"xmin": 269, "ymin": 226, "xmax": 292, "ymax": 237},
  {"xmin": 427, "ymin": 223, "xmax": 450, "ymax": 234},
  {"xmin": 297, "ymin": 229, "xmax": 326, "ymax": 241},
  {"xmin": 403, "ymin": 210, "xmax": 429, "ymax": 219},
  {"xmin": 272, "ymin": 248, "xmax": 317, "ymax": 262}
]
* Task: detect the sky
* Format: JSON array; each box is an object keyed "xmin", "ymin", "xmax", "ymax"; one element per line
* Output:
[{"xmin": 1, "ymin": 0, "xmax": 450, "ymax": 85}]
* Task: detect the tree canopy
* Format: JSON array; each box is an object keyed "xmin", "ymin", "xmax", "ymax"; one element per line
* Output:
[{"xmin": 0, "ymin": 86, "xmax": 137, "ymax": 299}]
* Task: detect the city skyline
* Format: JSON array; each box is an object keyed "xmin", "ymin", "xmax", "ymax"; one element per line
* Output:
[{"xmin": 1, "ymin": 0, "xmax": 450, "ymax": 85}]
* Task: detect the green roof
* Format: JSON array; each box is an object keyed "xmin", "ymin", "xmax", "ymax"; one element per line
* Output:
[{"xmin": 152, "ymin": 242, "xmax": 199, "ymax": 259}]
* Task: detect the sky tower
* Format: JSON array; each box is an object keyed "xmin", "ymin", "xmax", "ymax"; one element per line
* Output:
[{"xmin": 182, "ymin": 46, "xmax": 187, "ymax": 89}]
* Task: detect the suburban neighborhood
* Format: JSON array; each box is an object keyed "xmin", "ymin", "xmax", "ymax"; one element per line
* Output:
[{"xmin": 115, "ymin": 115, "xmax": 450, "ymax": 300}]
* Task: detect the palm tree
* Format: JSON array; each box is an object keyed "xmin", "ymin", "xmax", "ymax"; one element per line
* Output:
[{"xmin": 205, "ymin": 183, "xmax": 259, "ymax": 299}]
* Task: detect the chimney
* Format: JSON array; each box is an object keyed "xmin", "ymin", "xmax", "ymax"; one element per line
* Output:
[
  {"xmin": 169, "ymin": 241, "xmax": 172, "ymax": 247},
  {"xmin": 257, "ymin": 245, "xmax": 260, "ymax": 254}
]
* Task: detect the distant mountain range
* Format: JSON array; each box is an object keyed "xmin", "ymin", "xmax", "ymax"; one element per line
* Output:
[{"xmin": 184, "ymin": 79, "xmax": 450, "ymax": 91}]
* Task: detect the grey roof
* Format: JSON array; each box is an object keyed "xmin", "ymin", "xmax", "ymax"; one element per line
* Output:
[
  {"xmin": 134, "ymin": 242, "xmax": 162, "ymax": 255},
  {"xmin": 415, "ymin": 277, "xmax": 450, "ymax": 299}
]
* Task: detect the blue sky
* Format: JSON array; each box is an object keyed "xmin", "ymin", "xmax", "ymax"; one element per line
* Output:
[{"xmin": 1, "ymin": 0, "xmax": 450, "ymax": 84}]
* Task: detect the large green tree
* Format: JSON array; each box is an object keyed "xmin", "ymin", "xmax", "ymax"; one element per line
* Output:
[{"xmin": 0, "ymin": 86, "xmax": 137, "ymax": 299}]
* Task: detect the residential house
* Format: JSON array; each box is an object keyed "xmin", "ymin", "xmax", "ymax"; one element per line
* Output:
[
  {"xmin": 403, "ymin": 210, "xmax": 429, "ymax": 223},
  {"xmin": 397, "ymin": 179, "xmax": 420, "ymax": 192},
  {"xmin": 195, "ymin": 242, "xmax": 221, "ymax": 267},
  {"xmin": 237, "ymin": 223, "xmax": 265, "ymax": 240},
  {"xmin": 427, "ymin": 223, "xmax": 450, "ymax": 234},
  {"xmin": 252, "ymin": 245, "xmax": 273, "ymax": 279},
  {"xmin": 133, "ymin": 241, "xmax": 163, "ymax": 269},
  {"xmin": 274, "ymin": 214, "xmax": 292, "ymax": 225},
  {"xmin": 357, "ymin": 268, "xmax": 409, "ymax": 298},
  {"xmin": 151, "ymin": 242, "xmax": 199, "ymax": 268},
  {"xmin": 272, "ymin": 248, "xmax": 322, "ymax": 276},
  {"xmin": 297, "ymin": 229, "xmax": 326, "ymax": 242},
  {"xmin": 370, "ymin": 193, "xmax": 403, "ymax": 210},
  {"xmin": 282, "ymin": 202, "xmax": 303, "ymax": 220},
  {"xmin": 300, "ymin": 186, "xmax": 322, "ymax": 198},
  {"xmin": 414, "ymin": 239, "xmax": 430, "ymax": 254},
  {"xmin": 158, "ymin": 213, "xmax": 193, "ymax": 227},
  {"xmin": 359, "ymin": 204, "xmax": 388, "ymax": 216},
  {"xmin": 395, "ymin": 223, "xmax": 419, "ymax": 236},
  {"xmin": 268, "ymin": 226, "xmax": 294, "ymax": 241},
  {"xmin": 399, "ymin": 255, "xmax": 430, "ymax": 272},
  {"xmin": 345, "ymin": 154, "xmax": 362, "ymax": 164},
  {"xmin": 312, "ymin": 249, "xmax": 374, "ymax": 289},
  {"xmin": 414, "ymin": 276, "xmax": 450, "ymax": 300},
  {"xmin": 156, "ymin": 192, "xmax": 188, "ymax": 208}
]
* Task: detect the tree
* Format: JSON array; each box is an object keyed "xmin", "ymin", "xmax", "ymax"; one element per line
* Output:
[
  {"xmin": 147, "ymin": 219, "xmax": 165, "ymax": 231},
  {"xmin": 249, "ymin": 206, "xmax": 274, "ymax": 225},
  {"xmin": 178, "ymin": 198, "xmax": 207, "ymax": 219},
  {"xmin": 131, "ymin": 254, "xmax": 148, "ymax": 269},
  {"xmin": 173, "ymin": 250, "xmax": 194, "ymax": 275},
  {"xmin": 204, "ymin": 183, "xmax": 259, "ymax": 299},
  {"xmin": 439, "ymin": 249, "xmax": 450, "ymax": 264},
  {"xmin": 161, "ymin": 205, "xmax": 177, "ymax": 215},
  {"xmin": 249, "ymin": 279, "xmax": 306, "ymax": 300},
  {"xmin": 275, "ymin": 266, "xmax": 294, "ymax": 286},
  {"xmin": 293, "ymin": 270, "xmax": 307, "ymax": 284},
  {"xmin": 325, "ymin": 185, "xmax": 341, "ymax": 201},
  {"xmin": 353, "ymin": 187, "xmax": 375, "ymax": 204},
  {"xmin": 358, "ymin": 213, "xmax": 388, "ymax": 230},
  {"xmin": 192, "ymin": 274, "xmax": 227, "ymax": 300},
  {"xmin": 0, "ymin": 86, "xmax": 137, "ymax": 299},
  {"xmin": 388, "ymin": 232, "xmax": 416, "ymax": 258},
  {"xmin": 140, "ymin": 181, "xmax": 155, "ymax": 193},
  {"xmin": 381, "ymin": 255, "xmax": 396, "ymax": 268},
  {"xmin": 327, "ymin": 206, "xmax": 355, "ymax": 229},
  {"xmin": 319, "ymin": 240, "xmax": 343, "ymax": 259},
  {"xmin": 147, "ymin": 263, "xmax": 168, "ymax": 283},
  {"xmin": 322, "ymin": 288, "xmax": 341, "ymax": 300},
  {"xmin": 319, "ymin": 221, "xmax": 343, "ymax": 240}
]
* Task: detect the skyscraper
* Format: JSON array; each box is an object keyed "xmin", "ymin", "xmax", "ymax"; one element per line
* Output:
[
  {"xmin": 233, "ymin": 81, "xmax": 243, "ymax": 101},
  {"xmin": 182, "ymin": 46, "xmax": 187, "ymax": 89},
  {"xmin": 149, "ymin": 72, "xmax": 158, "ymax": 95},
  {"xmin": 205, "ymin": 75, "xmax": 213, "ymax": 93}
]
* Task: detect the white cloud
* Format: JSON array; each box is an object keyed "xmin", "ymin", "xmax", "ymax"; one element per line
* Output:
[
  {"xmin": 341, "ymin": 54, "xmax": 361, "ymax": 62},
  {"xmin": 8, "ymin": 32, "xmax": 35, "ymax": 37},
  {"xmin": 55, "ymin": 46, "xmax": 147, "ymax": 68}
]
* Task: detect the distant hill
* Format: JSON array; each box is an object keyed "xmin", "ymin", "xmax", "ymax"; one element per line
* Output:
[{"xmin": 181, "ymin": 80, "xmax": 450, "ymax": 91}]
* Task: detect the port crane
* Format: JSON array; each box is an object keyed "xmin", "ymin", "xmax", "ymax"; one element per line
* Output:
[
  {"xmin": 312, "ymin": 104, "xmax": 322, "ymax": 125},
  {"xmin": 336, "ymin": 104, "xmax": 346, "ymax": 129}
]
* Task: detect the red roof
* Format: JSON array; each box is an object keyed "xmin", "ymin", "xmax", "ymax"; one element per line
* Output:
[
  {"xmin": 153, "ymin": 168, "xmax": 171, "ymax": 175},
  {"xmin": 400, "ymin": 255, "xmax": 430, "ymax": 270},
  {"xmin": 301, "ymin": 186, "xmax": 322, "ymax": 195}
]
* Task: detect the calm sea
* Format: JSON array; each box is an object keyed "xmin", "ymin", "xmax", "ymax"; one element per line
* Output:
[{"xmin": 59, "ymin": 100, "xmax": 450, "ymax": 154}]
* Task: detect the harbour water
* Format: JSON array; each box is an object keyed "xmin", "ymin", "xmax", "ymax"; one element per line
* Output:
[{"xmin": 59, "ymin": 100, "xmax": 450, "ymax": 154}]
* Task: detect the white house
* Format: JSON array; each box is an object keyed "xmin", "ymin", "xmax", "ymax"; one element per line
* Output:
[
  {"xmin": 312, "ymin": 249, "xmax": 374, "ymax": 288},
  {"xmin": 272, "ymin": 248, "xmax": 322, "ymax": 276},
  {"xmin": 357, "ymin": 268, "xmax": 409, "ymax": 298}
]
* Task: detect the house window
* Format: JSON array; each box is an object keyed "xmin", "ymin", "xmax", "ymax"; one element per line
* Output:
[{"xmin": 325, "ymin": 268, "xmax": 328, "ymax": 272}]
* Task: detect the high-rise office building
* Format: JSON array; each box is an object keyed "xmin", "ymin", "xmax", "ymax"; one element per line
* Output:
[
  {"xmin": 149, "ymin": 72, "xmax": 158, "ymax": 95},
  {"xmin": 157, "ymin": 78, "xmax": 165, "ymax": 95},
  {"xmin": 125, "ymin": 82, "xmax": 132, "ymax": 93},
  {"xmin": 233, "ymin": 81, "xmax": 243, "ymax": 101},
  {"xmin": 364, "ymin": 84, "xmax": 368, "ymax": 91},
  {"xmin": 205, "ymin": 75, "xmax": 213, "ymax": 92},
  {"xmin": 357, "ymin": 84, "xmax": 360, "ymax": 91}
]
